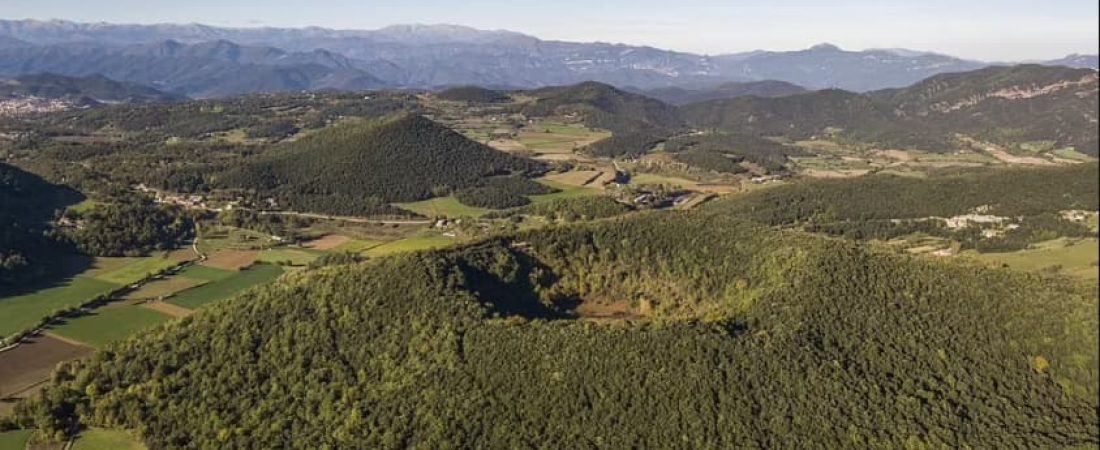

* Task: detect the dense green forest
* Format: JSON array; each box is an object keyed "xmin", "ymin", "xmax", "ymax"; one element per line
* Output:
[
  {"xmin": 664, "ymin": 132, "xmax": 810, "ymax": 173},
  {"xmin": 214, "ymin": 113, "xmax": 548, "ymax": 216},
  {"xmin": 0, "ymin": 163, "xmax": 82, "ymax": 289},
  {"xmin": 452, "ymin": 176, "xmax": 558, "ymax": 209},
  {"xmin": 705, "ymin": 163, "xmax": 1099, "ymax": 251},
  {"xmin": 12, "ymin": 211, "xmax": 1097, "ymax": 448},
  {"xmin": 522, "ymin": 82, "xmax": 685, "ymax": 135},
  {"xmin": 437, "ymin": 86, "xmax": 511, "ymax": 104},
  {"xmin": 59, "ymin": 191, "xmax": 193, "ymax": 257},
  {"xmin": 710, "ymin": 163, "xmax": 1099, "ymax": 224},
  {"xmin": 488, "ymin": 196, "xmax": 634, "ymax": 222}
]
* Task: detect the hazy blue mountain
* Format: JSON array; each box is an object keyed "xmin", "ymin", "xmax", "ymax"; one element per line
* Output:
[
  {"xmin": 0, "ymin": 73, "xmax": 183, "ymax": 103},
  {"xmin": 1043, "ymin": 54, "xmax": 1099, "ymax": 70},
  {"xmin": 0, "ymin": 39, "xmax": 386, "ymax": 98},
  {"xmin": 0, "ymin": 19, "xmax": 1090, "ymax": 93},
  {"xmin": 710, "ymin": 43, "xmax": 987, "ymax": 91}
]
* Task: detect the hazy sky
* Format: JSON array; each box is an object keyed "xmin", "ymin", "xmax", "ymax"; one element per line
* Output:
[{"xmin": 2, "ymin": 0, "xmax": 1097, "ymax": 60}]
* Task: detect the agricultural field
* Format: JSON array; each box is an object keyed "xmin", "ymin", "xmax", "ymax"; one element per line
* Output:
[
  {"xmin": 0, "ymin": 334, "xmax": 92, "ymax": 415},
  {"xmin": 529, "ymin": 179, "xmax": 602, "ymax": 203},
  {"xmin": 90, "ymin": 256, "xmax": 182, "ymax": 286},
  {"xmin": 395, "ymin": 196, "xmax": 491, "ymax": 218},
  {"xmin": 515, "ymin": 121, "xmax": 610, "ymax": 154},
  {"xmin": 363, "ymin": 235, "xmax": 459, "ymax": 257},
  {"xmin": 71, "ymin": 428, "xmax": 146, "ymax": 450},
  {"xmin": 47, "ymin": 305, "xmax": 173, "ymax": 349},
  {"xmin": 541, "ymin": 170, "xmax": 605, "ymax": 187},
  {"xmin": 199, "ymin": 250, "xmax": 260, "ymax": 270},
  {"xmin": 256, "ymin": 248, "xmax": 324, "ymax": 266},
  {"xmin": 302, "ymin": 234, "xmax": 351, "ymax": 250},
  {"xmin": 122, "ymin": 276, "xmax": 208, "ymax": 301},
  {"xmin": 196, "ymin": 227, "xmax": 281, "ymax": 254},
  {"xmin": 166, "ymin": 264, "xmax": 285, "ymax": 310},
  {"xmin": 1053, "ymin": 147, "xmax": 1096, "ymax": 162},
  {"xmin": 0, "ymin": 430, "xmax": 31, "ymax": 450},
  {"xmin": 965, "ymin": 238, "xmax": 1099, "ymax": 281},
  {"xmin": 0, "ymin": 277, "xmax": 119, "ymax": 339},
  {"xmin": 177, "ymin": 265, "xmax": 236, "ymax": 282},
  {"xmin": 329, "ymin": 238, "xmax": 385, "ymax": 254}
]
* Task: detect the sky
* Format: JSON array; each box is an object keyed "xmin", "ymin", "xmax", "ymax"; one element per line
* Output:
[{"xmin": 1, "ymin": 0, "xmax": 1097, "ymax": 60}]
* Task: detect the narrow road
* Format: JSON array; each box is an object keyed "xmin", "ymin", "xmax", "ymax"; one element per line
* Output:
[{"xmin": 256, "ymin": 210, "xmax": 433, "ymax": 225}]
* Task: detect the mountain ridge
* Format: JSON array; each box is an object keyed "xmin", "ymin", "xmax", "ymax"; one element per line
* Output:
[{"xmin": 1, "ymin": 19, "xmax": 1094, "ymax": 93}]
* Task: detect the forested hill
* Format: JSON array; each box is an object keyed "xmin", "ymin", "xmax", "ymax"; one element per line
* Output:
[
  {"xmin": 14, "ymin": 210, "xmax": 1097, "ymax": 448},
  {"xmin": 521, "ymin": 81, "xmax": 685, "ymax": 134},
  {"xmin": 682, "ymin": 65, "xmax": 1100, "ymax": 154},
  {"xmin": 213, "ymin": 113, "xmax": 548, "ymax": 216},
  {"xmin": 632, "ymin": 80, "xmax": 808, "ymax": 106},
  {"xmin": 0, "ymin": 73, "xmax": 182, "ymax": 103},
  {"xmin": 0, "ymin": 162, "xmax": 82, "ymax": 288}
]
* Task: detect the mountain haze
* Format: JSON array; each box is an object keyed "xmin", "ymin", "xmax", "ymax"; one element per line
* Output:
[{"xmin": 1, "ymin": 19, "xmax": 1095, "ymax": 94}]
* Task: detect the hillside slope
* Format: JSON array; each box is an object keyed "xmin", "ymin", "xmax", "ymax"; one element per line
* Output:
[
  {"xmin": 213, "ymin": 113, "xmax": 547, "ymax": 215},
  {"xmin": 14, "ymin": 210, "xmax": 1098, "ymax": 448},
  {"xmin": 684, "ymin": 65, "xmax": 1100, "ymax": 154},
  {"xmin": 0, "ymin": 73, "xmax": 181, "ymax": 103},
  {"xmin": 0, "ymin": 163, "xmax": 82, "ymax": 288}
]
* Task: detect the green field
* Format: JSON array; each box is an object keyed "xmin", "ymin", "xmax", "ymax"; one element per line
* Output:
[
  {"xmin": 177, "ymin": 264, "xmax": 237, "ymax": 281},
  {"xmin": 0, "ymin": 276, "xmax": 120, "ymax": 339},
  {"xmin": 72, "ymin": 428, "xmax": 146, "ymax": 450},
  {"xmin": 517, "ymin": 122, "xmax": 610, "ymax": 153},
  {"xmin": 529, "ymin": 179, "xmax": 601, "ymax": 203},
  {"xmin": 395, "ymin": 196, "xmax": 491, "ymax": 218},
  {"xmin": 1053, "ymin": 147, "xmax": 1095, "ymax": 161},
  {"xmin": 332, "ymin": 238, "xmax": 386, "ymax": 253},
  {"xmin": 626, "ymin": 173, "xmax": 702, "ymax": 189},
  {"xmin": 364, "ymin": 236, "xmax": 459, "ymax": 257},
  {"xmin": 196, "ymin": 227, "xmax": 281, "ymax": 253},
  {"xmin": 0, "ymin": 429, "xmax": 31, "ymax": 450},
  {"xmin": 50, "ymin": 305, "xmax": 173, "ymax": 348},
  {"xmin": 92, "ymin": 256, "xmax": 180, "ymax": 286},
  {"xmin": 166, "ymin": 264, "xmax": 285, "ymax": 310},
  {"xmin": 256, "ymin": 248, "xmax": 324, "ymax": 266},
  {"xmin": 66, "ymin": 199, "xmax": 101, "ymax": 214},
  {"xmin": 967, "ymin": 238, "xmax": 1099, "ymax": 280}
]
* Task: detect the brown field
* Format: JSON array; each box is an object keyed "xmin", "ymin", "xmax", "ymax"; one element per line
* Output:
[
  {"xmin": 803, "ymin": 169, "xmax": 873, "ymax": 178},
  {"xmin": 573, "ymin": 298, "xmax": 649, "ymax": 321},
  {"xmin": 485, "ymin": 139, "xmax": 528, "ymax": 152},
  {"xmin": 167, "ymin": 247, "xmax": 199, "ymax": 263},
  {"xmin": 303, "ymin": 234, "xmax": 351, "ymax": 250},
  {"xmin": 0, "ymin": 334, "xmax": 93, "ymax": 411},
  {"xmin": 142, "ymin": 301, "xmax": 194, "ymax": 318},
  {"xmin": 123, "ymin": 276, "xmax": 208, "ymax": 300},
  {"xmin": 200, "ymin": 250, "xmax": 259, "ymax": 270},
  {"xmin": 534, "ymin": 153, "xmax": 589, "ymax": 162},
  {"xmin": 544, "ymin": 170, "xmax": 603, "ymax": 186},
  {"xmin": 873, "ymin": 149, "xmax": 915, "ymax": 162}
]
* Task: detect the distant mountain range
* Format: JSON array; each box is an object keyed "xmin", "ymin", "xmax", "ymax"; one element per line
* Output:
[
  {"xmin": 1, "ymin": 73, "xmax": 181, "ymax": 103},
  {"xmin": 0, "ymin": 19, "xmax": 1096, "ymax": 97}
]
